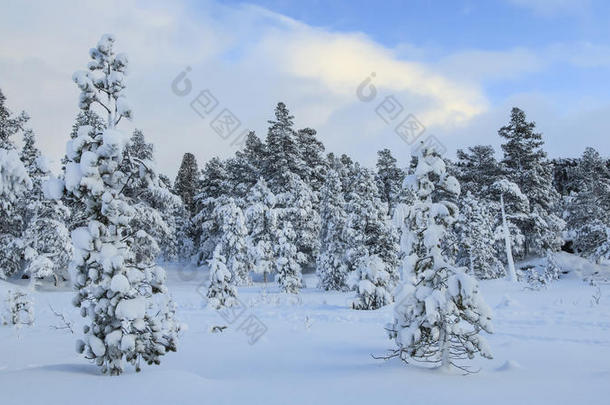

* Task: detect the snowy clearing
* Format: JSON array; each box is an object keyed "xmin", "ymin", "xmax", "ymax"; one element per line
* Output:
[{"xmin": 2, "ymin": 256, "xmax": 609, "ymax": 405}]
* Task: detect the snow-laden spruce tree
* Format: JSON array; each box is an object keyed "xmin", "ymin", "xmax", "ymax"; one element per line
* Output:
[
  {"xmin": 214, "ymin": 198, "xmax": 250, "ymax": 286},
  {"xmin": 388, "ymin": 146, "xmax": 493, "ymax": 370},
  {"xmin": 66, "ymin": 34, "xmax": 179, "ymax": 375},
  {"xmin": 345, "ymin": 168, "xmax": 399, "ymax": 310},
  {"xmin": 455, "ymin": 192, "xmax": 504, "ymax": 279},
  {"xmin": 275, "ymin": 221, "xmax": 303, "ymax": 294},
  {"xmin": 0, "ymin": 89, "xmax": 31, "ymax": 279},
  {"xmin": 316, "ymin": 168, "xmax": 349, "ymax": 291},
  {"xmin": 245, "ymin": 177, "xmax": 277, "ymax": 284},
  {"xmin": 206, "ymin": 245, "xmax": 239, "ymax": 309}
]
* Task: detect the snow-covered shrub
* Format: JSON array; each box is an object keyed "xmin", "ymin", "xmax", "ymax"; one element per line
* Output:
[
  {"xmin": 206, "ymin": 246, "xmax": 239, "ymax": 309},
  {"xmin": 3, "ymin": 290, "xmax": 34, "ymax": 326},
  {"xmin": 519, "ymin": 251, "xmax": 562, "ymax": 288},
  {"xmin": 349, "ymin": 253, "xmax": 393, "ymax": 310},
  {"xmin": 275, "ymin": 222, "xmax": 303, "ymax": 294}
]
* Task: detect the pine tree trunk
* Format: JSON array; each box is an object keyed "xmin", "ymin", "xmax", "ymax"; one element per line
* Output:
[
  {"xmin": 501, "ymin": 193, "xmax": 517, "ymax": 282},
  {"xmin": 439, "ymin": 326, "xmax": 450, "ymax": 370}
]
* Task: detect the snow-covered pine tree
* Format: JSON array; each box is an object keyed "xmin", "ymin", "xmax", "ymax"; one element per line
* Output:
[
  {"xmin": 499, "ymin": 107, "xmax": 564, "ymax": 255},
  {"xmin": 455, "ymin": 192, "xmax": 504, "ymax": 279},
  {"xmin": 296, "ymin": 127, "xmax": 327, "ymax": 194},
  {"xmin": 193, "ymin": 157, "xmax": 228, "ymax": 264},
  {"xmin": 274, "ymin": 221, "xmax": 303, "ymax": 294},
  {"xmin": 206, "ymin": 245, "xmax": 239, "ymax": 309},
  {"xmin": 123, "ymin": 129, "xmax": 188, "ymax": 261},
  {"xmin": 345, "ymin": 168, "xmax": 399, "ymax": 309},
  {"xmin": 316, "ymin": 168, "xmax": 349, "ymax": 291},
  {"xmin": 455, "ymin": 145, "xmax": 502, "ymax": 198},
  {"xmin": 376, "ymin": 148, "xmax": 405, "ymax": 215},
  {"xmin": 20, "ymin": 130, "xmax": 72, "ymax": 286},
  {"xmin": 215, "ymin": 198, "xmax": 250, "ymax": 286},
  {"xmin": 61, "ymin": 111, "xmax": 107, "ymax": 231},
  {"xmin": 276, "ymin": 171, "xmax": 321, "ymax": 266},
  {"xmin": 565, "ymin": 147, "xmax": 610, "ymax": 261},
  {"xmin": 263, "ymin": 102, "xmax": 305, "ymax": 192},
  {"xmin": 388, "ymin": 145, "xmax": 493, "ymax": 370},
  {"xmin": 67, "ymin": 34, "xmax": 179, "ymax": 375},
  {"xmin": 245, "ymin": 177, "xmax": 276, "ymax": 284},
  {"xmin": 0, "ymin": 89, "xmax": 31, "ymax": 279},
  {"xmin": 173, "ymin": 152, "xmax": 200, "ymax": 216},
  {"xmin": 69, "ymin": 110, "xmax": 105, "ymax": 140},
  {"xmin": 0, "ymin": 88, "xmax": 29, "ymax": 150},
  {"xmin": 488, "ymin": 179, "xmax": 530, "ymax": 281},
  {"xmin": 551, "ymin": 157, "xmax": 579, "ymax": 196},
  {"xmin": 337, "ymin": 153, "xmax": 359, "ymax": 202},
  {"xmin": 238, "ymin": 131, "xmax": 266, "ymax": 179}
]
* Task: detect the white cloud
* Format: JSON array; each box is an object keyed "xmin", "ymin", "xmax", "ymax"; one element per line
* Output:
[
  {"xmin": 0, "ymin": 0, "xmax": 607, "ymax": 178},
  {"xmin": 0, "ymin": 0, "xmax": 490, "ymax": 176}
]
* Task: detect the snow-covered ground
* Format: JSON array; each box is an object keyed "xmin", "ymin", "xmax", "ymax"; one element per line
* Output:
[{"xmin": 1, "ymin": 253, "xmax": 610, "ymax": 405}]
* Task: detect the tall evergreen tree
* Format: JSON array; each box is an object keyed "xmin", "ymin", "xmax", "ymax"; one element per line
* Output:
[
  {"xmin": 296, "ymin": 127, "xmax": 327, "ymax": 193},
  {"xmin": 455, "ymin": 145, "xmax": 502, "ymax": 197},
  {"xmin": 263, "ymin": 102, "xmax": 305, "ymax": 191},
  {"xmin": 0, "ymin": 88, "xmax": 29, "ymax": 150},
  {"xmin": 0, "ymin": 89, "xmax": 31, "ymax": 279},
  {"xmin": 173, "ymin": 152, "xmax": 200, "ymax": 216},
  {"xmin": 20, "ymin": 130, "xmax": 72, "ymax": 286},
  {"xmin": 193, "ymin": 157, "xmax": 228, "ymax": 263},
  {"xmin": 67, "ymin": 34, "xmax": 179, "ymax": 375},
  {"xmin": 245, "ymin": 178, "xmax": 276, "ymax": 283},
  {"xmin": 565, "ymin": 147, "xmax": 610, "ymax": 261},
  {"xmin": 316, "ymin": 169, "xmax": 349, "ymax": 291},
  {"xmin": 455, "ymin": 192, "xmax": 504, "ymax": 279},
  {"xmin": 376, "ymin": 148, "xmax": 405, "ymax": 215},
  {"xmin": 499, "ymin": 107, "xmax": 563, "ymax": 255},
  {"xmin": 345, "ymin": 168, "xmax": 399, "ymax": 309},
  {"xmin": 488, "ymin": 179, "xmax": 530, "ymax": 281},
  {"xmin": 215, "ymin": 198, "xmax": 250, "ymax": 286},
  {"xmin": 275, "ymin": 172, "xmax": 321, "ymax": 266}
]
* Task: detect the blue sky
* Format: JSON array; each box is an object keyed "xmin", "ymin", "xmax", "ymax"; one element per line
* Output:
[
  {"xmin": 1, "ymin": 0, "xmax": 609, "ymax": 175},
  {"xmin": 220, "ymin": 0, "xmax": 610, "ymax": 104}
]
